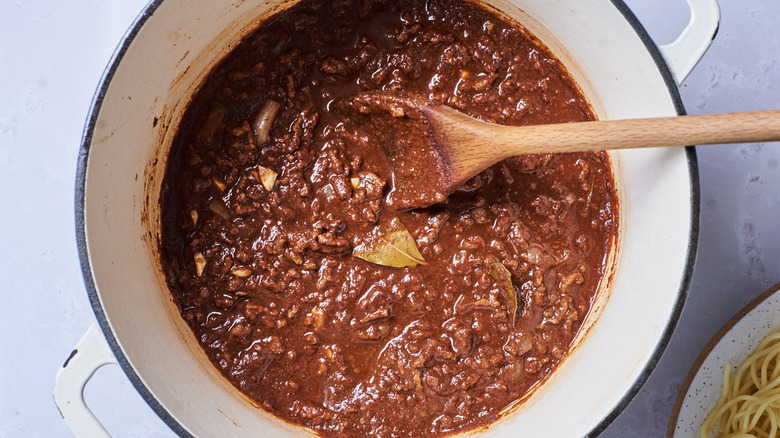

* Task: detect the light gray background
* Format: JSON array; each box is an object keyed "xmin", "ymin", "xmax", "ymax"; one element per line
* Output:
[{"xmin": 1, "ymin": 0, "xmax": 778, "ymax": 436}]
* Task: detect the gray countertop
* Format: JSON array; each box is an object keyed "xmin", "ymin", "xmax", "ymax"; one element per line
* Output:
[{"xmin": 1, "ymin": 0, "xmax": 778, "ymax": 436}]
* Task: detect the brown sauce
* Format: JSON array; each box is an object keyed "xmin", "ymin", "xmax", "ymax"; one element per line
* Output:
[{"xmin": 160, "ymin": 0, "xmax": 618, "ymax": 436}]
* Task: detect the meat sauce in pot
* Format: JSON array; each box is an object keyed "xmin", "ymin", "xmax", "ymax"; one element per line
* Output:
[{"xmin": 161, "ymin": 0, "xmax": 618, "ymax": 436}]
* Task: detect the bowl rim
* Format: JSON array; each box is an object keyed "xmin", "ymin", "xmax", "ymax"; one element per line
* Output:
[
  {"xmin": 666, "ymin": 281, "xmax": 780, "ymax": 437},
  {"xmin": 74, "ymin": 0, "xmax": 700, "ymax": 436}
]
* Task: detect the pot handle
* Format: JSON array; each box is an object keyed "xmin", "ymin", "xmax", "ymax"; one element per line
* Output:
[
  {"xmin": 54, "ymin": 322, "xmax": 116, "ymax": 438},
  {"xmin": 658, "ymin": 0, "xmax": 720, "ymax": 85}
]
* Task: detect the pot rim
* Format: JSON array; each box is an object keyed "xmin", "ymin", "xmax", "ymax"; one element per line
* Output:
[{"xmin": 74, "ymin": 1, "xmax": 700, "ymax": 436}]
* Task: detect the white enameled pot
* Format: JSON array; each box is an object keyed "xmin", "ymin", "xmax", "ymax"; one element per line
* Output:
[{"xmin": 56, "ymin": 0, "xmax": 719, "ymax": 436}]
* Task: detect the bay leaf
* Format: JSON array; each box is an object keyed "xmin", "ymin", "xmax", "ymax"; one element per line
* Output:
[
  {"xmin": 353, "ymin": 218, "xmax": 427, "ymax": 268},
  {"xmin": 490, "ymin": 262, "xmax": 518, "ymax": 327}
]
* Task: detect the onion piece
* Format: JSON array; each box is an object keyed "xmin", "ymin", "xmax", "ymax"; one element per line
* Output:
[
  {"xmin": 209, "ymin": 199, "xmax": 231, "ymax": 221},
  {"xmin": 197, "ymin": 102, "xmax": 227, "ymax": 143},
  {"xmin": 252, "ymin": 99, "xmax": 280, "ymax": 144}
]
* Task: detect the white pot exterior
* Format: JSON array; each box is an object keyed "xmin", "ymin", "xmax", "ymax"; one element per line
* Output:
[{"xmin": 77, "ymin": 0, "xmax": 698, "ymax": 436}]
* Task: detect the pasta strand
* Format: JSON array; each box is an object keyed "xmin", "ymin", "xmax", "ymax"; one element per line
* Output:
[{"xmin": 701, "ymin": 329, "xmax": 780, "ymax": 438}]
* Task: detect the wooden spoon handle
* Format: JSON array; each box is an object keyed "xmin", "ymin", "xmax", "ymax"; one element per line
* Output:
[{"xmin": 489, "ymin": 110, "xmax": 780, "ymax": 155}]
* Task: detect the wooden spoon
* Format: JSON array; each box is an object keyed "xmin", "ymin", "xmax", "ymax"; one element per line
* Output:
[{"xmin": 344, "ymin": 91, "xmax": 780, "ymax": 209}]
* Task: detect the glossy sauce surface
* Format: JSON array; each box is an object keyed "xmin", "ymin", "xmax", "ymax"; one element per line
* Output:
[{"xmin": 161, "ymin": 0, "xmax": 618, "ymax": 436}]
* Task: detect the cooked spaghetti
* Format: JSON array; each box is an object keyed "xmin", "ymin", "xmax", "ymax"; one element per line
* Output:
[{"xmin": 701, "ymin": 329, "xmax": 780, "ymax": 438}]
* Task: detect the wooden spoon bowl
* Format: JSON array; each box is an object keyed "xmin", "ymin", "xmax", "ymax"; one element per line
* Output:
[{"xmin": 344, "ymin": 91, "xmax": 780, "ymax": 209}]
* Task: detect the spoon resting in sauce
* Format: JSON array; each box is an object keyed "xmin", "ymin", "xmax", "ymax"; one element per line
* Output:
[{"xmin": 341, "ymin": 91, "xmax": 780, "ymax": 210}]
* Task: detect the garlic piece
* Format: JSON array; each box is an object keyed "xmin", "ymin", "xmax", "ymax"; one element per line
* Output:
[
  {"xmin": 257, "ymin": 165, "xmax": 278, "ymax": 191},
  {"xmin": 231, "ymin": 268, "xmax": 252, "ymax": 278},
  {"xmin": 194, "ymin": 252, "xmax": 206, "ymax": 277},
  {"xmin": 212, "ymin": 178, "xmax": 227, "ymax": 192}
]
